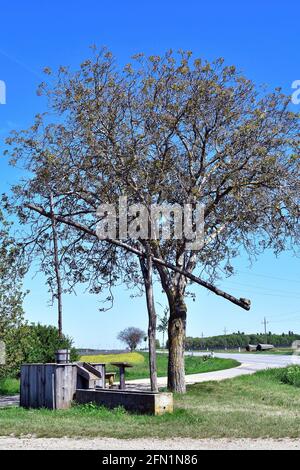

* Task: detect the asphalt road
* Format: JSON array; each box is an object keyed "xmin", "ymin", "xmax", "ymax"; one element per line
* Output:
[
  {"xmin": 127, "ymin": 350, "xmax": 300, "ymax": 389},
  {"xmin": 190, "ymin": 351, "xmax": 300, "ymax": 367}
]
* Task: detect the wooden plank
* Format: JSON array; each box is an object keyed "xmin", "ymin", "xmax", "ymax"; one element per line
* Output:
[
  {"xmin": 55, "ymin": 365, "xmax": 63, "ymax": 409},
  {"xmin": 55, "ymin": 365, "xmax": 77, "ymax": 409},
  {"xmin": 37, "ymin": 365, "xmax": 45, "ymax": 408},
  {"xmin": 70, "ymin": 365, "xmax": 77, "ymax": 404},
  {"xmin": 20, "ymin": 365, "xmax": 29, "ymax": 408},
  {"xmin": 29, "ymin": 365, "xmax": 37, "ymax": 408},
  {"xmin": 45, "ymin": 365, "xmax": 55, "ymax": 409},
  {"xmin": 76, "ymin": 365, "xmax": 98, "ymax": 381},
  {"xmin": 71, "ymin": 365, "xmax": 77, "ymax": 402},
  {"xmin": 119, "ymin": 366, "xmax": 125, "ymax": 390},
  {"xmin": 62, "ymin": 365, "xmax": 71, "ymax": 408},
  {"xmin": 94, "ymin": 364, "xmax": 106, "ymax": 388},
  {"xmin": 82, "ymin": 362, "xmax": 103, "ymax": 379}
]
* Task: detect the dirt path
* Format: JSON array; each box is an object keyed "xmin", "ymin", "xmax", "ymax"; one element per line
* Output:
[{"xmin": 1, "ymin": 436, "xmax": 300, "ymax": 450}]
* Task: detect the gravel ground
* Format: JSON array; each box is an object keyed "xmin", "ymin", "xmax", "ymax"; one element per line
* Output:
[{"xmin": 1, "ymin": 437, "xmax": 300, "ymax": 450}]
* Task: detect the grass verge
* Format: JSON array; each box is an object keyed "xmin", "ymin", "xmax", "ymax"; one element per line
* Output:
[{"xmin": 1, "ymin": 368, "xmax": 300, "ymax": 438}]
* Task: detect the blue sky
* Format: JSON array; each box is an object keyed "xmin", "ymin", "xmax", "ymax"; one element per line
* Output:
[{"xmin": 0, "ymin": 1, "xmax": 299, "ymax": 348}]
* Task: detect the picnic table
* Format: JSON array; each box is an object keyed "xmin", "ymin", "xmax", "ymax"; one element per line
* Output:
[{"xmin": 110, "ymin": 362, "xmax": 133, "ymax": 390}]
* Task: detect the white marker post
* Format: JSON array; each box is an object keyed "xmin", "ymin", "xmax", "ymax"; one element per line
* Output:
[
  {"xmin": 0, "ymin": 80, "xmax": 6, "ymax": 105},
  {"xmin": 0, "ymin": 341, "xmax": 5, "ymax": 365}
]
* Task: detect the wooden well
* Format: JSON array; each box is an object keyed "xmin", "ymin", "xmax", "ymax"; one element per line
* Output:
[
  {"xmin": 20, "ymin": 362, "xmax": 103, "ymax": 409},
  {"xmin": 20, "ymin": 364, "xmax": 78, "ymax": 409}
]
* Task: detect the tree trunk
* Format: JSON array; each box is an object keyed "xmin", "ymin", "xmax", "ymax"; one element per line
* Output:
[
  {"xmin": 50, "ymin": 193, "xmax": 63, "ymax": 337},
  {"xmin": 167, "ymin": 293, "xmax": 187, "ymax": 393},
  {"xmin": 148, "ymin": 312, "xmax": 158, "ymax": 392},
  {"xmin": 139, "ymin": 254, "xmax": 158, "ymax": 392}
]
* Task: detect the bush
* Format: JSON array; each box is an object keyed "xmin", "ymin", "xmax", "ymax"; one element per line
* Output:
[
  {"xmin": 0, "ymin": 323, "xmax": 78, "ymax": 378},
  {"xmin": 23, "ymin": 324, "xmax": 79, "ymax": 364},
  {"xmin": 280, "ymin": 366, "xmax": 300, "ymax": 387},
  {"xmin": 0, "ymin": 377, "xmax": 20, "ymax": 395}
]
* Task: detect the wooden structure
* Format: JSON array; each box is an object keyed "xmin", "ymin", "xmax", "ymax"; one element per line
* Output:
[
  {"xmin": 20, "ymin": 363, "xmax": 77, "ymax": 409},
  {"xmin": 20, "ymin": 362, "xmax": 105, "ymax": 409},
  {"xmin": 55, "ymin": 349, "xmax": 70, "ymax": 364},
  {"xmin": 105, "ymin": 372, "xmax": 116, "ymax": 388},
  {"xmin": 76, "ymin": 388, "xmax": 173, "ymax": 415},
  {"xmin": 20, "ymin": 356, "xmax": 173, "ymax": 415},
  {"xmin": 110, "ymin": 362, "xmax": 133, "ymax": 390},
  {"xmin": 91, "ymin": 363, "xmax": 106, "ymax": 388}
]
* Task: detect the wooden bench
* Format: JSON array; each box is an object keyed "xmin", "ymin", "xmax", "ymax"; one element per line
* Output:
[{"xmin": 105, "ymin": 372, "xmax": 116, "ymax": 388}]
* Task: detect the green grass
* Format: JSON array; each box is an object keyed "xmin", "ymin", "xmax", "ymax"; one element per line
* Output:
[
  {"xmin": 1, "ymin": 368, "xmax": 300, "ymax": 438},
  {"xmin": 0, "ymin": 354, "xmax": 238, "ymax": 397},
  {"xmin": 0, "ymin": 378, "xmax": 20, "ymax": 396},
  {"xmin": 80, "ymin": 352, "xmax": 240, "ymax": 381}
]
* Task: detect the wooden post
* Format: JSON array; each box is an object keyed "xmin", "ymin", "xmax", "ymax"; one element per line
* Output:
[
  {"xmin": 50, "ymin": 193, "xmax": 63, "ymax": 337},
  {"xmin": 139, "ymin": 250, "xmax": 158, "ymax": 392},
  {"xmin": 119, "ymin": 365, "xmax": 125, "ymax": 390}
]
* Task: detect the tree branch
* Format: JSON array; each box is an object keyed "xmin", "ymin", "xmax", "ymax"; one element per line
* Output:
[{"xmin": 25, "ymin": 202, "xmax": 251, "ymax": 311}]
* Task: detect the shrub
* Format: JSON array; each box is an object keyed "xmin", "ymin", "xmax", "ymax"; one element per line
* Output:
[
  {"xmin": 23, "ymin": 324, "xmax": 79, "ymax": 364},
  {"xmin": 280, "ymin": 366, "xmax": 300, "ymax": 387},
  {"xmin": 0, "ymin": 377, "xmax": 20, "ymax": 395},
  {"xmin": 0, "ymin": 323, "xmax": 78, "ymax": 378}
]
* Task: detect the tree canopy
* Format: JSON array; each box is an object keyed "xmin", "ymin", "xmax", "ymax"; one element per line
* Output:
[
  {"xmin": 117, "ymin": 327, "xmax": 146, "ymax": 351},
  {"xmin": 5, "ymin": 48, "xmax": 300, "ymax": 392}
]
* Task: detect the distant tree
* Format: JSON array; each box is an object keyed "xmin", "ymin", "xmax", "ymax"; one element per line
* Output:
[
  {"xmin": 185, "ymin": 332, "xmax": 300, "ymax": 350},
  {"xmin": 157, "ymin": 308, "xmax": 169, "ymax": 349},
  {"xmin": 118, "ymin": 327, "xmax": 146, "ymax": 351}
]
